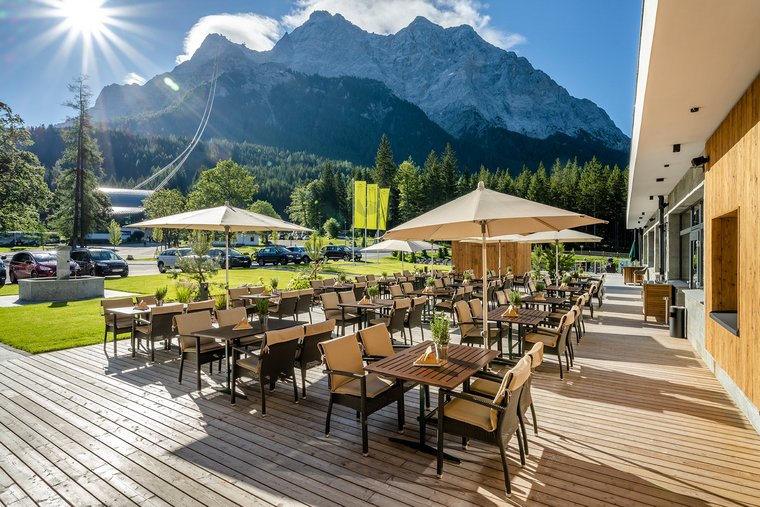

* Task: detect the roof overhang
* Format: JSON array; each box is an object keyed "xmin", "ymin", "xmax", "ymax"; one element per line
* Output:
[{"xmin": 626, "ymin": 0, "xmax": 760, "ymax": 228}]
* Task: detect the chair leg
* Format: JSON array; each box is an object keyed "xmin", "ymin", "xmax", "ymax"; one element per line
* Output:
[
  {"xmin": 292, "ymin": 367, "xmax": 299, "ymax": 404},
  {"xmin": 557, "ymin": 352, "xmax": 564, "ymax": 380},
  {"xmin": 103, "ymin": 328, "xmax": 108, "ymax": 353},
  {"xmin": 325, "ymin": 397, "xmax": 333, "ymax": 437},
  {"xmin": 530, "ymin": 403, "xmax": 538, "ymax": 436},
  {"xmin": 230, "ymin": 361, "xmax": 237, "ymax": 404},
  {"xmin": 515, "ymin": 426, "xmax": 525, "ymax": 466},
  {"xmin": 518, "ymin": 412, "xmax": 529, "ymax": 455},
  {"xmin": 196, "ymin": 353, "xmax": 202, "ymax": 391},
  {"xmin": 436, "ymin": 391, "xmax": 445, "ymax": 479},
  {"xmin": 260, "ymin": 377, "xmax": 267, "ymax": 416},
  {"xmin": 360, "ymin": 407, "xmax": 369, "ymax": 456},
  {"xmin": 301, "ymin": 367, "xmax": 307, "ymax": 398},
  {"xmin": 497, "ymin": 437, "xmax": 512, "ymax": 497},
  {"xmin": 178, "ymin": 353, "xmax": 185, "ymax": 384},
  {"xmin": 150, "ymin": 340, "xmax": 155, "ymax": 363}
]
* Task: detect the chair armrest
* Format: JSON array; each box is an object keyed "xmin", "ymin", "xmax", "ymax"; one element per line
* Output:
[
  {"xmin": 440, "ymin": 389, "xmax": 504, "ymax": 411},
  {"xmin": 361, "ymin": 354, "xmax": 388, "ymax": 362},
  {"xmin": 135, "ymin": 318, "xmax": 151, "ymax": 326},
  {"xmin": 471, "ymin": 370, "xmax": 503, "ymax": 382},
  {"xmin": 322, "ymin": 368, "xmax": 366, "ymax": 380}
]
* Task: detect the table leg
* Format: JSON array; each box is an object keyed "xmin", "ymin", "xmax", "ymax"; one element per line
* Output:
[
  {"xmin": 388, "ymin": 384, "xmax": 461, "ymax": 463},
  {"xmin": 131, "ymin": 318, "xmax": 136, "ymax": 358},
  {"xmin": 217, "ymin": 339, "xmax": 247, "ymax": 400},
  {"xmin": 113, "ymin": 314, "xmax": 118, "ymax": 356},
  {"xmin": 508, "ymin": 323, "xmax": 514, "ymax": 359}
]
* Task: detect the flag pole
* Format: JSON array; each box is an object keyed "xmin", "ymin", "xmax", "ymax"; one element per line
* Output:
[{"xmin": 352, "ymin": 178, "xmax": 355, "ymax": 266}]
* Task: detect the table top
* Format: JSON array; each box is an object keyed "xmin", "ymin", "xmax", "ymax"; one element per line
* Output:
[
  {"xmin": 192, "ymin": 319, "xmax": 305, "ymax": 342},
  {"xmin": 522, "ymin": 295, "xmax": 568, "ymax": 305},
  {"xmin": 107, "ymin": 306, "xmax": 152, "ymax": 316},
  {"xmin": 239, "ymin": 293, "xmax": 274, "ymax": 300},
  {"xmin": 365, "ymin": 341, "xmax": 498, "ymax": 389},
  {"xmin": 546, "ymin": 285, "xmax": 584, "ymax": 294},
  {"xmin": 408, "ymin": 288, "xmax": 453, "ymax": 297},
  {"xmin": 338, "ymin": 300, "xmax": 393, "ymax": 310},
  {"xmin": 323, "ymin": 283, "xmax": 355, "ymax": 291},
  {"xmin": 488, "ymin": 306, "xmax": 549, "ymax": 326}
]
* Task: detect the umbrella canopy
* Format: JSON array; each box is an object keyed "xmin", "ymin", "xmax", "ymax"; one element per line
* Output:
[
  {"xmin": 520, "ymin": 229, "xmax": 603, "ymax": 244},
  {"xmin": 131, "ymin": 205, "xmax": 311, "ymax": 307},
  {"xmin": 385, "ymin": 182, "xmax": 605, "ymax": 340},
  {"xmin": 629, "ymin": 234, "xmax": 639, "ymax": 262},
  {"xmin": 384, "ymin": 182, "xmax": 604, "ymax": 241},
  {"xmin": 361, "ymin": 239, "xmax": 439, "ymax": 253},
  {"xmin": 130, "ymin": 204, "xmax": 311, "ymax": 233}
]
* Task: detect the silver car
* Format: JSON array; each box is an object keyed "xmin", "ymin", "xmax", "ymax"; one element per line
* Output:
[{"xmin": 156, "ymin": 248, "xmax": 193, "ymax": 273}]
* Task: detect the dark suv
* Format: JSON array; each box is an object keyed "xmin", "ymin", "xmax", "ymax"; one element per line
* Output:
[
  {"xmin": 322, "ymin": 245, "xmax": 362, "ymax": 261},
  {"xmin": 286, "ymin": 246, "xmax": 311, "ymax": 264},
  {"xmin": 0, "ymin": 256, "xmax": 6, "ymax": 287},
  {"xmin": 254, "ymin": 246, "xmax": 296, "ymax": 266},
  {"xmin": 208, "ymin": 248, "xmax": 252, "ymax": 268},
  {"xmin": 71, "ymin": 248, "xmax": 129, "ymax": 277}
]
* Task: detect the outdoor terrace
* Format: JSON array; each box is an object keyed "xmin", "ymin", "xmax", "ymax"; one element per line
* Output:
[{"xmin": 1, "ymin": 276, "xmax": 759, "ymax": 506}]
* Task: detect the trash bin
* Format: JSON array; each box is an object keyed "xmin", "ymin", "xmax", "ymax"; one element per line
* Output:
[{"xmin": 669, "ymin": 306, "xmax": 685, "ymax": 338}]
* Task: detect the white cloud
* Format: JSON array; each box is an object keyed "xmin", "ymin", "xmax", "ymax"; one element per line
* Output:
[
  {"xmin": 123, "ymin": 72, "xmax": 146, "ymax": 86},
  {"xmin": 176, "ymin": 0, "xmax": 524, "ymax": 63},
  {"xmin": 282, "ymin": 0, "xmax": 525, "ymax": 49},
  {"xmin": 176, "ymin": 13, "xmax": 282, "ymax": 64}
]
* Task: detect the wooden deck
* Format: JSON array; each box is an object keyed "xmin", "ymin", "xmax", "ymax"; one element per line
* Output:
[{"xmin": 1, "ymin": 276, "xmax": 760, "ymax": 506}]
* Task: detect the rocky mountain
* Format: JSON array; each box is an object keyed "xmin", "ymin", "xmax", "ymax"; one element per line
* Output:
[{"xmin": 91, "ymin": 12, "xmax": 629, "ymax": 170}]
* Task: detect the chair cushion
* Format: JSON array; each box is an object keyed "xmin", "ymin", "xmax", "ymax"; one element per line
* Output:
[
  {"xmin": 134, "ymin": 325, "xmax": 151, "ymax": 336},
  {"xmin": 469, "ymin": 378, "xmax": 500, "ymax": 398},
  {"xmin": 444, "ymin": 397, "xmax": 495, "ymax": 432},
  {"xmin": 369, "ymin": 317, "xmax": 390, "ymax": 327},
  {"xmin": 333, "ymin": 373, "xmax": 394, "ymax": 398},
  {"xmin": 184, "ymin": 339, "xmax": 225, "ymax": 354},
  {"xmin": 236, "ymin": 354, "xmax": 260, "ymax": 374},
  {"xmin": 359, "ymin": 324, "xmax": 394, "ymax": 357},
  {"xmin": 325, "ymin": 309, "xmax": 359, "ymax": 321},
  {"xmin": 107, "ymin": 317, "xmax": 134, "ymax": 330},
  {"xmin": 524, "ymin": 332, "xmax": 558, "ymax": 348}
]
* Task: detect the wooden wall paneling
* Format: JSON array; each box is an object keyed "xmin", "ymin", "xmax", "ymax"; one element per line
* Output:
[
  {"xmin": 704, "ymin": 71, "xmax": 760, "ymax": 407},
  {"xmin": 451, "ymin": 241, "xmax": 531, "ymax": 278}
]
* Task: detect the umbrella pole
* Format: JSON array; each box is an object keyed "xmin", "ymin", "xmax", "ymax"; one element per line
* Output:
[
  {"xmin": 498, "ymin": 240, "xmax": 502, "ymax": 277},
  {"xmin": 225, "ymin": 225, "xmax": 230, "ymax": 309},
  {"xmin": 481, "ymin": 222, "xmax": 489, "ymax": 349},
  {"xmin": 555, "ymin": 239, "xmax": 560, "ymax": 284}
]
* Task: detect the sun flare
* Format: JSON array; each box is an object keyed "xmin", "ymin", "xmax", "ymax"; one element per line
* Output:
[{"xmin": 56, "ymin": 0, "xmax": 107, "ymax": 36}]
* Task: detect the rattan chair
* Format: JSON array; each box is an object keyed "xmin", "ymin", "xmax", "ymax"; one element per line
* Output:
[
  {"xmin": 318, "ymin": 334, "xmax": 406, "ymax": 456},
  {"xmin": 321, "ymin": 291, "xmax": 360, "ymax": 334},
  {"xmin": 404, "ymin": 296, "xmax": 428, "ymax": 343},
  {"xmin": 135, "ymin": 295, "xmax": 157, "ymax": 306},
  {"xmin": 269, "ymin": 290, "xmax": 299, "ymax": 320},
  {"xmin": 436, "ymin": 356, "xmax": 531, "ymax": 497},
  {"xmin": 454, "ymin": 300, "xmax": 499, "ymax": 348},
  {"xmin": 101, "ymin": 297, "xmax": 136, "ymax": 355},
  {"xmin": 296, "ymin": 288, "xmax": 314, "ymax": 324},
  {"xmin": 389, "ymin": 284, "xmax": 404, "ymax": 299},
  {"xmin": 295, "ymin": 319, "xmax": 335, "ymax": 397},
  {"xmin": 230, "ymin": 325, "xmax": 304, "ymax": 413},
  {"xmin": 370, "ymin": 298, "xmax": 410, "ymax": 343},
  {"xmin": 524, "ymin": 309, "xmax": 575, "ymax": 379},
  {"xmin": 133, "ymin": 304, "xmax": 183, "ymax": 361},
  {"xmin": 186, "ymin": 299, "xmax": 216, "ymax": 314},
  {"xmin": 175, "ymin": 310, "xmax": 225, "ymax": 391}
]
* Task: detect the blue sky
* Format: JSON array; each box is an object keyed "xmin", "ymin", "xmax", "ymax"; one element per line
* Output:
[{"xmin": 1, "ymin": 0, "xmax": 642, "ymax": 134}]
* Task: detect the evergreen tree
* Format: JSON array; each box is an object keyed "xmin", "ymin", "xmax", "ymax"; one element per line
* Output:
[
  {"xmin": 0, "ymin": 102, "xmax": 52, "ymax": 232},
  {"xmin": 395, "ymin": 158, "xmax": 425, "ymax": 223},
  {"xmin": 513, "ymin": 166, "xmax": 532, "ymax": 198},
  {"xmin": 527, "ymin": 162, "xmax": 550, "ymax": 202},
  {"xmin": 373, "ymin": 134, "xmax": 397, "ymax": 226},
  {"xmin": 440, "ymin": 143, "xmax": 458, "ymax": 201},
  {"xmin": 421, "ymin": 150, "xmax": 440, "ymax": 208}
]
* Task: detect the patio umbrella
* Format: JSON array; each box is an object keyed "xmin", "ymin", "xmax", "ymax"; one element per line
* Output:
[
  {"xmin": 385, "ymin": 182, "xmax": 605, "ymax": 343},
  {"xmin": 521, "ymin": 229, "xmax": 602, "ymax": 282},
  {"xmin": 629, "ymin": 233, "xmax": 639, "ymax": 263},
  {"xmin": 361, "ymin": 239, "xmax": 440, "ymax": 272},
  {"xmin": 131, "ymin": 205, "xmax": 311, "ymax": 307}
]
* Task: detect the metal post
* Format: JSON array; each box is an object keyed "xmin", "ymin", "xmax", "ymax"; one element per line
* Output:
[
  {"xmin": 481, "ymin": 222, "xmax": 489, "ymax": 347},
  {"xmin": 225, "ymin": 225, "xmax": 230, "ymax": 309},
  {"xmin": 658, "ymin": 195, "xmax": 667, "ymax": 277}
]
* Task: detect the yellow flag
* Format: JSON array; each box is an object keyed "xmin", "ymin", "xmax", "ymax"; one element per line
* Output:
[
  {"xmin": 354, "ymin": 180, "xmax": 366, "ymax": 228},
  {"xmin": 367, "ymin": 184, "xmax": 378, "ymax": 229},
  {"xmin": 378, "ymin": 187, "xmax": 390, "ymax": 230}
]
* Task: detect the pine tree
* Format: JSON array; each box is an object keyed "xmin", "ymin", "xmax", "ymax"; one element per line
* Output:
[
  {"xmin": 373, "ymin": 134, "xmax": 397, "ymax": 226},
  {"xmin": 527, "ymin": 162, "xmax": 550, "ymax": 202},
  {"xmin": 440, "ymin": 143, "xmax": 458, "ymax": 201},
  {"xmin": 421, "ymin": 150, "xmax": 439, "ymax": 208},
  {"xmin": 395, "ymin": 158, "xmax": 425, "ymax": 223},
  {"xmin": 513, "ymin": 166, "xmax": 532, "ymax": 198}
]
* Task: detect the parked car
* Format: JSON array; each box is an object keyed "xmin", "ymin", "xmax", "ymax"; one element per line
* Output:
[
  {"xmin": 322, "ymin": 245, "xmax": 362, "ymax": 261},
  {"xmin": 8, "ymin": 251, "xmax": 80, "ymax": 283},
  {"xmin": 0, "ymin": 256, "xmax": 6, "ymax": 288},
  {"xmin": 254, "ymin": 246, "xmax": 296, "ymax": 266},
  {"xmin": 208, "ymin": 248, "xmax": 252, "ymax": 268},
  {"xmin": 156, "ymin": 247, "xmax": 194, "ymax": 273},
  {"xmin": 71, "ymin": 248, "xmax": 129, "ymax": 277},
  {"xmin": 286, "ymin": 246, "xmax": 311, "ymax": 264}
]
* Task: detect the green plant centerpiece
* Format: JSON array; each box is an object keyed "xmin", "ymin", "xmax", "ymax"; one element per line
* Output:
[
  {"xmin": 367, "ymin": 284, "xmax": 380, "ymax": 303},
  {"xmin": 254, "ymin": 297, "xmax": 270, "ymax": 330},
  {"xmin": 269, "ymin": 277, "xmax": 279, "ymax": 294},
  {"xmin": 425, "ymin": 276, "xmax": 436, "ymax": 292},
  {"xmin": 534, "ymin": 281, "xmax": 546, "ymax": 299},
  {"xmin": 504, "ymin": 290, "xmax": 522, "ymax": 316},
  {"xmin": 174, "ymin": 280, "xmax": 197, "ymax": 304},
  {"xmin": 338, "ymin": 273, "xmax": 348, "ymax": 283},
  {"xmin": 430, "ymin": 310, "xmax": 450, "ymax": 361},
  {"xmin": 463, "ymin": 271, "xmax": 473, "ymax": 284},
  {"xmin": 154, "ymin": 286, "xmax": 168, "ymax": 306},
  {"xmin": 562, "ymin": 274, "xmax": 572, "ymax": 286},
  {"xmin": 381, "ymin": 271, "xmax": 388, "ymax": 280}
]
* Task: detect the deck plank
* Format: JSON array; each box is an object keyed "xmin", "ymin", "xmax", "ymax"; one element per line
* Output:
[{"xmin": 1, "ymin": 276, "xmax": 760, "ymax": 506}]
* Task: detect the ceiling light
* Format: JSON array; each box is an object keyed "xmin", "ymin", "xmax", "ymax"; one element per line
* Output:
[
  {"xmin": 673, "ymin": 144, "xmax": 681, "ymax": 153},
  {"xmin": 656, "ymin": 177, "xmax": 665, "ymax": 182},
  {"xmin": 692, "ymin": 155, "xmax": 710, "ymax": 167},
  {"xmin": 690, "ymin": 107, "xmax": 700, "ymax": 113},
  {"xmin": 664, "ymin": 164, "xmax": 670, "ymax": 167}
]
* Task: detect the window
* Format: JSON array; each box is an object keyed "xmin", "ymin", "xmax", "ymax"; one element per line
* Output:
[
  {"xmin": 710, "ymin": 209, "xmax": 739, "ymax": 335},
  {"xmin": 679, "ymin": 202, "xmax": 704, "ymax": 288}
]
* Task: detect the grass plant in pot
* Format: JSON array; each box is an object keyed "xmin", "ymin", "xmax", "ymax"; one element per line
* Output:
[
  {"xmin": 154, "ymin": 286, "xmax": 168, "ymax": 307},
  {"xmin": 425, "ymin": 276, "xmax": 436, "ymax": 293},
  {"xmin": 254, "ymin": 298, "xmax": 269, "ymax": 330},
  {"xmin": 431, "ymin": 310, "xmax": 450, "ymax": 361},
  {"xmin": 505, "ymin": 290, "xmax": 522, "ymax": 317},
  {"xmin": 367, "ymin": 284, "xmax": 380, "ymax": 304},
  {"xmin": 269, "ymin": 277, "xmax": 279, "ymax": 295},
  {"xmin": 534, "ymin": 281, "xmax": 546, "ymax": 300}
]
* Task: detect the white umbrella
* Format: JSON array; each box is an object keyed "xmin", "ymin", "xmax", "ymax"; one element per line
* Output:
[
  {"xmin": 131, "ymin": 204, "xmax": 311, "ymax": 307},
  {"xmin": 361, "ymin": 239, "xmax": 440, "ymax": 272},
  {"xmin": 385, "ymin": 182, "xmax": 605, "ymax": 348},
  {"xmin": 521, "ymin": 229, "xmax": 602, "ymax": 282}
]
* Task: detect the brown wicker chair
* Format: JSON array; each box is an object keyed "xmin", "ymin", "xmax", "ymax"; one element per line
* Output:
[
  {"xmin": 321, "ymin": 291, "xmax": 360, "ymax": 334},
  {"xmin": 186, "ymin": 299, "xmax": 216, "ymax": 314},
  {"xmin": 295, "ymin": 319, "xmax": 335, "ymax": 397},
  {"xmin": 295, "ymin": 288, "xmax": 314, "ymax": 324},
  {"xmin": 175, "ymin": 311, "xmax": 225, "ymax": 391},
  {"xmin": 230, "ymin": 325, "xmax": 303, "ymax": 413},
  {"xmin": 268, "ymin": 290, "xmax": 299, "ymax": 320},
  {"xmin": 135, "ymin": 295, "xmax": 157, "ymax": 306},
  {"xmin": 389, "ymin": 284, "xmax": 404, "ymax": 299},
  {"xmin": 133, "ymin": 303, "xmax": 183, "ymax": 361},
  {"xmin": 524, "ymin": 308, "xmax": 575, "ymax": 379},
  {"xmin": 454, "ymin": 300, "xmax": 499, "ymax": 348},
  {"xmin": 318, "ymin": 333, "xmax": 406, "ymax": 456},
  {"xmin": 101, "ymin": 297, "xmax": 136, "ymax": 355},
  {"xmin": 436, "ymin": 356, "xmax": 531, "ymax": 497},
  {"xmin": 215, "ymin": 307, "xmax": 260, "ymax": 348},
  {"xmin": 404, "ymin": 296, "xmax": 428, "ymax": 343},
  {"xmin": 370, "ymin": 298, "xmax": 411, "ymax": 343}
]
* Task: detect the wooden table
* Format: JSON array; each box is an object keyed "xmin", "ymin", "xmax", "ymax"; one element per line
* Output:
[
  {"xmin": 338, "ymin": 300, "xmax": 393, "ymax": 328},
  {"xmin": 546, "ymin": 285, "xmax": 584, "ymax": 296},
  {"xmin": 365, "ymin": 341, "xmax": 499, "ymax": 462},
  {"xmin": 522, "ymin": 295, "xmax": 568, "ymax": 312},
  {"xmin": 407, "ymin": 288, "xmax": 453, "ymax": 321},
  {"xmin": 322, "ymin": 283, "xmax": 354, "ymax": 292},
  {"xmin": 192, "ymin": 319, "xmax": 304, "ymax": 397},
  {"xmin": 488, "ymin": 306, "xmax": 549, "ymax": 358}
]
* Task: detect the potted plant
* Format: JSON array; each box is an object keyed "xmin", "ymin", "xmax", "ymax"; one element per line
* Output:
[
  {"xmin": 269, "ymin": 277, "xmax": 279, "ymax": 294},
  {"xmin": 367, "ymin": 284, "xmax": 380, "ymax": 303},
  {"xmin": 381, "ymin": 271, "xmax": 388, "ymax": 280},
  {"xmin": 425, "ymin": 276, "xmax": 436, "ymax": 292},
  {"xmin": 254, "ymin": 298, "xmax": 269, "ymax": 330},
  {"xmin": 505, "ymin": 290, "xmax": 522, "ymax": 317},
  {"xmin": 431, "ymin": 310, "xmax": 450, "ymax": 360},
  {"xmin": 463, "ymin": 271, "xmax": 473, "ymax": 285},
  {"xmin": 338, "ymin": 273, "xmax": 348, "ymax": 283},
  {"xmin": 154, "ymin": 286, "xmax": 168, "ymax": 307},
  {"xmin": 533, "ymin": 281, "xmax": 546, "ymax": 300}
]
